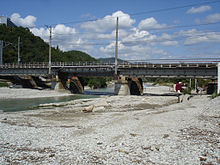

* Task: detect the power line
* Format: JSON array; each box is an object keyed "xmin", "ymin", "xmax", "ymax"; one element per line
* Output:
[
  {"xmin": 130, "ymin": 0, "xmax": 220, "ymax": 16},
  {"xmin": 121, "ymin": 31, "xmax": 220, "ymax": 44},
  {"xmin": 51, "ymin": 30, "xmax": 220, "ymax": 46},
  {"xmin": 50, "ymin": 21, "xmax": 220, "ymax": 39},
  {"xmin": 145, "ymin": 21, "xmax": 220, "ymax": 31},
  {"xmin": 29, "ymin": 0, "xmax": 220, "ymax": 28}
]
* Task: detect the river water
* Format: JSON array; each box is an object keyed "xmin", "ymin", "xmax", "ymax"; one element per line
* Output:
[{"xmin": 0, "ymin": 85, "xmax": 115, "ymax": 112}]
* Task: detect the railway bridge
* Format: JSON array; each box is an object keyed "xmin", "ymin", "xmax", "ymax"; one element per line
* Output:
[{"xmin": 0, "ymin": 61, "xmax": 219, "ymax": 95}]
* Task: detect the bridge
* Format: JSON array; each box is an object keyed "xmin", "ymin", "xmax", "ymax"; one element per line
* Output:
[{"xmin": 0, "ymin": 61, "xmax": 220, "ymax": 95}]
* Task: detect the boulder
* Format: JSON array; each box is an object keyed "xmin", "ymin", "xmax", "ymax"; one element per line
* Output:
[{"xmin": 82, "ymin": 105, "xmax": 94, "ymax": 113}]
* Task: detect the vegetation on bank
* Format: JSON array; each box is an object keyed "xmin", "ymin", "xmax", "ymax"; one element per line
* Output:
[
  {"xmin": 0, "ymin": 82, "xmax": 8, "ymax": 87},
  {"xmin": 144, "ymin": 78, "xmax": 212, "ymax": 89},
  {"xmin": 87, "ymin": 78, "xmax": 108, "ymax": 89},
  {"xmin": 211, "ymin": 92, "xmax": 220, "ymax": 99}
]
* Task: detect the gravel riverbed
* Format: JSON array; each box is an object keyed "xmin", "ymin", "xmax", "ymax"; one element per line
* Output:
[{"xmin": 0, "ymin": 86, "xmax": 219, "ymax": 164}]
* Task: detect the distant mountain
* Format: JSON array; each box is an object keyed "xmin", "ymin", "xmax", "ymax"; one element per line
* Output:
[
  {"xmin": 98, "ymin": 57, "xmax": 128, "ymax": 64},
  {"xmin": 0, "ymin": 25, "xmax": 96, "ymax": 63}
]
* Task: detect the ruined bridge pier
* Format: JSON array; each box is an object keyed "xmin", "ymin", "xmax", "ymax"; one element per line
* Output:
[
  {"xmin": 115, "ymin": 76, "xmax": 143, "ymax": 95},
  {"xmin": 56, "ymin": 71, "xmax": 143, "ymax": 95}
]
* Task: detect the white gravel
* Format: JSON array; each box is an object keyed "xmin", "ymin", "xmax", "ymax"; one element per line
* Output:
[
  {"xmin": 0, "ymin": 86, "xmax": 219, "ymax": 164},
  {"xmin": 0, "ymin": 87, "xmax": 72, "ymax": 99}
]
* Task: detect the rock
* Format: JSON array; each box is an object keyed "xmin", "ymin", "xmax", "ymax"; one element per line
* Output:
[
  {"xmin": 142, "ymin": 146, "xmax": 153, "ymax": 151},
  {"xmin": 130, "ymin": 133, "xmax": 138, "ymax": 137},
  {"xmin": 93, "ymin": 106, "xmax": 105, "ymax": 112},
  {"xmin": 82, "ymin": 105, "xmax": 94, "ymax": 113},
  {"xmin": 49, "ymin": 153, "xmax": 55, "ymax": 157},
  {"xmin": 199, "ymin": 156, "xmax": 207, "ymax": 161},
  {"xmin": 0, "ymin": 110, "xmax": 3, "ymax": 114},
  {"xmin": 97, "ymin": 142, "xmax": 103, "ymax": 145},
  {"xmin": 163, "ymin": 134, "xmax": 169, "ymax": 138},
  {"xmin": 119, "ymin": 149, "xmax": 129, "ymax": 154},
  {"xmin": 94, "ymin": 101, "xmax": 109, "ymax": 107},
  {"xmin": 155, "ymin": 145, "xmax": 160, "ymax": 151}
]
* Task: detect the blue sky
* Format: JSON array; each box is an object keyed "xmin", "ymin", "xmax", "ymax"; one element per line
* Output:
[{"xmin": 1, "ymin": 0, "xmax": 220, "ymax": 60}]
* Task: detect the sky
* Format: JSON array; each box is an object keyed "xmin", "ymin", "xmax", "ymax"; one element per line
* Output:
[{"xmin": 1, "ymin": 0, "xmax": 220, "ymax": 60}]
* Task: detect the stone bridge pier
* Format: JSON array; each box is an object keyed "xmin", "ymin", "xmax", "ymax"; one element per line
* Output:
[
  {"xmin": 114, "ymin": 76, "xmax": 143, "ymax": 96},
  {"xmin": 55, "ymin": 73, "xmax": 84, "ymax": 94}
]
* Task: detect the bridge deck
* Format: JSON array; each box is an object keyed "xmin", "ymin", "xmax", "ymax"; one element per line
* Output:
[{"xmin": 0, "ymin": 62, "xmax": 218, "ymax": 78}]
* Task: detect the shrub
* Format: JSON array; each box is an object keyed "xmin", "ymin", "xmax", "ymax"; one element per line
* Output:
[{"xmin": 0, "ymin": 82, "xmax": 8, "ymax": 87}]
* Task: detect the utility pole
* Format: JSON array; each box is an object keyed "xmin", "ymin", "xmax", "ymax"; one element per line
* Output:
[
  {"xmin": 48, "ymin": 26, "xmax": 52, "ymax": 75},
  {"xmin": 114, "ymin": 17, "xmax": 119, "ymax": 78},
  {"xmin": 218, "ymin": 63, "xmax": 220, "ymax": 94},
  {"xmin": 0, "ymin": 40, "xmax": 3, "ymax": 65},
  {"xmin": 195, "ymin": 78, "xmax": 197, "ymax": 90},
  {"xmin": 18, "ymin": 36, "xmax": 20, "ymax": 64}
]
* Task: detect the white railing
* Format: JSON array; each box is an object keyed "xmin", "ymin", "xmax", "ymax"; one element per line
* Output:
[{"xmin": 0, "ymin": 61, "xmax": 218, "ymax": 69}]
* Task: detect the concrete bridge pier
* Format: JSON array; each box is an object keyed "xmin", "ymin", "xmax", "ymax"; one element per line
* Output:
[
  {"xmin": 114, "ymin": 76, "xmax": 130, "ymax": 95},
  {"xmin": 114, "ymin": 76, "xmax": 143, "ymax": 96},
  {"xmin": 68, "ymin": 76, "xmax": 84, "ymax": 94},
  {"xmin": 56, "ymin": 73, "xmax": 84, "ymax": 94},
  {"xmin": 51, "ymin": 75, "xmax": 66, "ymax": 91}
]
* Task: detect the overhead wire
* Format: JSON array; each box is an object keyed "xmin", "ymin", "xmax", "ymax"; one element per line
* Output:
[
  {"xmin": 29, "ymin": 0, "xmax": 220, "ymax": 28},
  {"xmin": 29, "ymin": 0, "xmax": 220, "ymax": 52},
  {"xmin": 51, "ymin": 31, "xmax": 220, "ymax": 47}
]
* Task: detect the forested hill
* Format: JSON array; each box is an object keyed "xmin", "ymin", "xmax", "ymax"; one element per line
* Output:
[
  {"xmin": 98, "ymin": 57, "xmax": 127, "ymax": 64},
  {"xmin": 0, "ymin": 25, "xmax": 96, "ymax": 63}
]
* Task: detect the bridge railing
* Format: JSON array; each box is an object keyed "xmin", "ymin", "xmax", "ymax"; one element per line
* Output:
[
  {"xmin": 0, "ymin": 62, "xmax": 49, "ymax": 68},
  {"xmin": 0, "ymin": 60, "xmax": 219, "ymax": 69},
  {"xmin": 0, "ymin": 62, "xmax": 116, "ymax": 68},
  {"xmin": 52, "ymin": 61, "xmax": 115, "ymax": 66}
]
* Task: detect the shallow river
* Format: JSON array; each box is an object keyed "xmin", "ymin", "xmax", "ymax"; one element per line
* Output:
[{"xmin": 0, "ymin": 86, "xmax": 115, "ymax": 112}]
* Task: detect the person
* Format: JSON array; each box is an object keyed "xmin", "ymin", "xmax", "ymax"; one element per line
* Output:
[
  {"xmin": 199, "ymin": 87, "xmax": 203, "ymax": 96},
  {"xmin": 196, "ymin": 86, "xmax": 199, "ymax": 95}
]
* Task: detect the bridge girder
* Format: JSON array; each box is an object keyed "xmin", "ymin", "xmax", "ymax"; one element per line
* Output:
[{"xmin": 0, "ymin": 63, "xmax": 218, "ymax": 79}]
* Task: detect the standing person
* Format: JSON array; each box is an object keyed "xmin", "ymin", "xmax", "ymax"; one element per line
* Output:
[{"xmin": 196, "ymin": 86, "xmax": 199, "ymax": 95}]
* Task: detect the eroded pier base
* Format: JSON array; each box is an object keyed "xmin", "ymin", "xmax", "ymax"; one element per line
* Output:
[{"xmin": 115, "ymin": 76, "xmax": 143, "ymax": 95}]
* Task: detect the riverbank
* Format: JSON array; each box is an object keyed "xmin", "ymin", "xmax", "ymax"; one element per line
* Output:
[
  {"xmin": 0, "ymin": 87, "xmax": 72, "ymax": 99},
  {"xmin": 0, "ymin": 86, "xmax": 219, "ymax": 164}
]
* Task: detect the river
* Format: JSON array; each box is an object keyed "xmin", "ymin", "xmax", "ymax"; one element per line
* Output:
[{"xmin": 0, "ymin": 85, "xmax": 115, "ymax": 112}]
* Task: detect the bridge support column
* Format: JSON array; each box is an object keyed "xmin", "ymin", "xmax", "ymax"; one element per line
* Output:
[
  {"xmin": 68, "ymin": 76, "xmax": 84, "ymax": 94},
  {"xmin": 114, "ymin": 76, "xmax": 130, "ymax": 95},
  {"xmin": 114, "ymin": 76, "xmax": 143, "ymax": 96},
  {"xmin": 51, "ymin": 75, "xmax": 66, "ymax": 91},
  {"xmin": 129, "ymin": 77, "xmax": 143, "ymax": 95},
  {"xmin": 19, "ymin": 75, "xmax": 38, "ymax": 88}
]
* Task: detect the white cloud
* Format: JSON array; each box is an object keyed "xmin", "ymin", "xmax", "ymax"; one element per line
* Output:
[
  {"xmin": 30, "ymin": 27, "xmax": 49, "ymax": 41},
  {"xmin": 187, "ymin": 5, "xmax": 211, "ymax": 14},
  {"xmin": 53, "ymin": 24, "xmax": 76, "ymax": 35},
  {"xmin": 10, "ymin": 13, "xmax": 36, "ymax": 27},
  {"xmin": 100, "ymin": 41, "xmax": 168, "ymax": 60},
  {"xmin": 178, "ymin": 29, "xmax": 220, "ymax": 45},
  {"xmin": 158, "ymin": 33, "xmax": 178, "ymax": 46},
  {"xmin": 161, "ymin": 40, "xmax": 178, "ymax": 46},
  {"xmin": 196, "ymin": 13, "xmax": 220, "ymax": 24},
  {"xmin": 80, "ymin": 11, "xmax": 135, "ymax": 32},
  {"xmin": 121, "ymin": 28, "xmax": 153, "ymax": 45},
  {"xmin": 138, "ymin": 17, "xmax": 167, "ymax": 30},
  {"xmin": 16, "ymin": 11, "xmax": 220, "ymax": 60}
]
